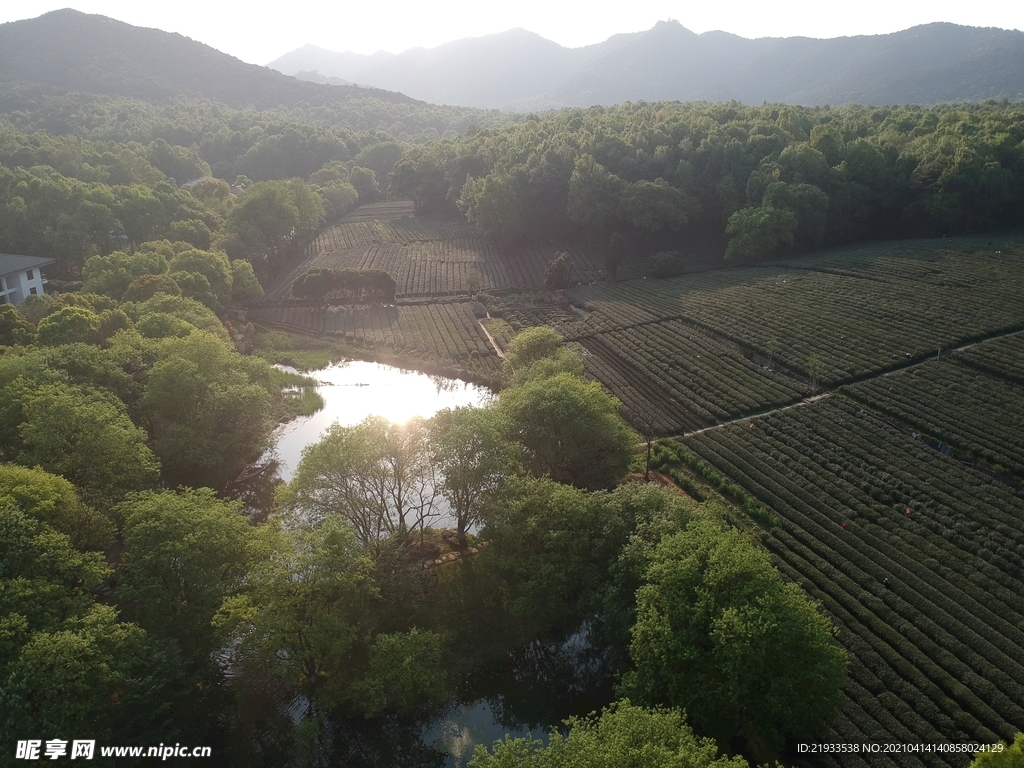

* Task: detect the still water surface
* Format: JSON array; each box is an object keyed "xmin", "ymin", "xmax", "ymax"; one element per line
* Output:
[{"xmin": 266, "ymin": 360, "xmax": 494, "ymax": 481}]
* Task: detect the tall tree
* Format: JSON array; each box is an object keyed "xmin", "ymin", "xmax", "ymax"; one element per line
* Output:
[
  {"xmin": 141, "ymin": 330, "xmax": 273, "ymax": 489},
  {"xmin": 429, "ymin": 407, "xmax": 517, "ymax": 547},
  {"xmin": 623, "ymin": 519, "xmax": 847, "ymax": 759},
  {"xmin": 287, "ymin": 416, "xmax": 438, "ymax": 550},
  {"xmin": 470, "ymin": 700, "xmax": 748, "ymax": 768},
  {"xmin": 116, "ymin": 488, "xmax": 265, "ymax": 657},
  {"xmin": 216, "ymin": 517, "xmax": 447, "ymax": 717},
  {"xmin": 17, "ymin": 382, "xmax": 160, "ymax": 508},
  {"xmin": 497, "ymin": 372, "xmax": 633, "ymax": 491},
  {"xmin": 0, "ymin": 464, "xmax": 115, "ymax": 552}
]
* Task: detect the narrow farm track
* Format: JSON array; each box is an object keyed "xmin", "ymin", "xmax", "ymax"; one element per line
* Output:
[
  {"xmin": 476, "ymin": 318, "xmax": 505, "ymax": 359},
  {"xmin": 679, "ymin": 393, "xmax": 833, "ymax": 438},
  {"xmin": 663, "ymin": 328, "xmax": 1024, "ymax": 442}
]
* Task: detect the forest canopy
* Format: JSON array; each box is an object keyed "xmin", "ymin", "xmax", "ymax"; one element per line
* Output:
[{"xmin": 391, "ymin": 101, "xmax": 1024, "ymax": 257}]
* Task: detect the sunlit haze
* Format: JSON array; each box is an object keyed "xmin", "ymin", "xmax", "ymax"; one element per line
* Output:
[
  {"xmin": 268, "ymin": 361, "xmax": 493, "ymax": 481},
  {"xmin": 3, "ymin": 1, "xmax": 1023, "ymax": 64}
]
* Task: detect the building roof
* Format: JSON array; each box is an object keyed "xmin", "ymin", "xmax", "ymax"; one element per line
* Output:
[{"xmin": 0, "ymin": 253, "xmax": 56, "ymax": 276}]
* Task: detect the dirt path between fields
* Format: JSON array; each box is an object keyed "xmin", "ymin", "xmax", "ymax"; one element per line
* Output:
[
  {"xmin": 659, "ymin": 328, "xmax": 1023, "ymax": 442},
  {"xmin": 477, "ymin": 316, "xmax": 505, "ymax": 359}
]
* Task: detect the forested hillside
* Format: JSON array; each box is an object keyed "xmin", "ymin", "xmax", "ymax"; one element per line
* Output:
[
  {"xmin": 392, "ymin": 101, "xmax": 1024, "ymax": 263},
  {"xmin": 0, "ymin": 9, "xmax": 418, "ymax": 109}
]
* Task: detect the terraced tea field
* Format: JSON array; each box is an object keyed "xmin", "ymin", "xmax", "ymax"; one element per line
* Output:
[
  {"xmin": 842, "ymin": 351, "xmax": 1024, "ymax": 479},
  {"xmin": 250, "ymin": 300, "xmax": 501, "ymax": 377},
  {"xmin": 567, "ymin": 239, "xmax": 1024, "ymax": 388},
  {"xmin": 544, "ymin": 238, "xmax": 1024, "ymax": 435},
  {"xmin": 954, "ymin": 333, "xmax": 1024, "ymax": 385},
  {"xmin": 580, "ymin": 320, "xmax": 807, "ymax": 433},
  {"xmin": 680, "ymin": 398, "xmax": 1024, "ymax": 767},
  {"xmin": 254, "ymin": 207, "xmax": 1024, "ymax": 443},
  {"xmin": 259, "ymin": 201, "xmax": 601, "ymax": 300}
]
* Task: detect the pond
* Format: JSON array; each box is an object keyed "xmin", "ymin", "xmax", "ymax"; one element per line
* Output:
[
  {"xmin": 265, "ymin": 359, "xmax": 494, "ymax": 481},
  {"xmin": 252, "ymin": 360, "xmax": 613, "ymax": 766}
]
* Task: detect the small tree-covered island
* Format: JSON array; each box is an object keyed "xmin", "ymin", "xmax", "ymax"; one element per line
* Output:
[{"xmin": 2, "ymin": 8, "xmax": 1024, "ymax": 768}]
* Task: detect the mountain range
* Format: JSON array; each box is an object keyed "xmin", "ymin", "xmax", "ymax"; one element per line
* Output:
[
  {"xmin": 269, "ymin": 20, "xmax": 1024, "ymax": 110},
  {"xmin": 0, "ymin": 9, "xmax": 417, "ymax": 109},
  {"xmin": 1, "ymin": 11, "xmax": 1022, "ymax": 116}
]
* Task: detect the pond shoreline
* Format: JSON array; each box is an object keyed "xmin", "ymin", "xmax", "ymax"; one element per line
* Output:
[
  {"xmin": 250, "ymin": 317, "xmax": 503, "ymax": 390},
  {"xmin": 262, "ymin": 358, "xmax": 495, "ymax": 483}
]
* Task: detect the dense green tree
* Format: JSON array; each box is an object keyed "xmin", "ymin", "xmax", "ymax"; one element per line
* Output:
[
  {"xmin": 349, "ymin": 628, "xmax": 448, "ymax": 717},
  {"xmin": 34, "ymin": 305, "xmax": 102, "ymax": 346},
  {"xmin": 497, "ymin": 372, "xmax": 633, "ymax": 490},
  {"xmin": 166, "ymin": 269, "xmax": 215, "ymax": 307},
  {"xmin": 809, "ymin": 123, "xmax": 844, "ymax": 167},
  {"xmin": 567, "ymin": 154, "xmax": 625, "ymax": 242},
  {"xmin": 777, "ymin": 142, "xmax": 830, "ymax": 186},
  {"xmin": 114, "ymin": 184, "xmax": 166, "ymax": 247},
  {"xmin": 970, "ymin": 734, "xmax": 1024, "ymax": 768},
  {"xmin": 168, "ymin": 247, "xmax": 233, "ymax": 307},
  {"xmin": 1, "ymin": 604, "xmax": 169, "ymax": 740},
  {"xmin": 0, "ymin": 464, "xmax": 115, "ymax": 551},
  {"xmin": 217, "ymin": 517, "xmax": 447, "ymax": 717},
  {"xmin": 595, "ymin": 484, "xmax": 700, "ymax": 662},
  {"xmin": 147, "ymin": 138, "xmax": 211, "ymax": 185},
  {"xmin": 233, "ymin": 125, "xmax": 349, "ymax": 182},
  {"xmin": 544, "ymin": 252, "xmax": 572, "ymax": 291},
  {"xmin": 17, "ymin": 382, "xmax": 160, "ymax": 507},
  {"xmin": 623, "ymin": 519, "xmax": 847, "ymax": 757},
  {"xmin": 505, "ymin": 349, "xmax": 585, "ymax": 388},
  {"xmin": 763, "ymin": 181, "xmax": 830, "ymax": 250},
  {"xmin": 126, "ymin": 292, "xmax": 229, "ymax": 339},
  {"xmin": 429, "ymin": 406, "xmax": 517, "ymax": 546},
  {"xmin": 459, "ymin": 169, "xmax": 530, "ymax": 240},
  {"xmin": 225, "ymin": 179, "xmax": 324, "ymax": 264},
  {"xmin": 230, "ymin": 258, "xmax": 264, "ymax": 304},
  {"xmin": 0, "ymin": 304, "xmax": 34, "ymax": 346},
  {"xmin": 502, "ymin": 326, "xmax": 563, "ymax": 370},
  {"xmin": 649, "ymin": 251, "xmax": 683, "ymax": 278},
  {"xmin": 0, "ymin": 500, "xmax": 108, "ymax": 655},
  {"xmin": 478, "ymin": 476, "xmax": 631, "ymax": 639},
  {"xmin": 292, "ymin": 267, "xmax": 336, "ymax": 302},
  {"xmin": 82, "ymin": 248, "xmax": 169, "ymax": 300},
  {"xmin": 617, "ymin": 178, "xmax": 691, "ymax": 234},
  {"xmin": 500, "ymin": 326, "xmax": 582, "ymax": 387},
  {"xmin": 724, "ymin": 204, "xmax": 797, "ymax": 259},
  {"xmin": 166, "ymin": 218, "xmax": 213, "ymax": 249},
  {"xmin": 350, "ymin": 166, "xmax": 381, "ymax": 204},
  {"xmin": 141, "ymin": 330, "xmax": 273, "ymax": 489},
  {"xmin": 0, "ymin": 501, "xmax": 176, "ymax": 741},
  {"xmin": 353, "ymin": 141, "xmax": 405, "ymax": 190},
  {"xmin": 116, "ymin": 488, "xmax": 265, "ymax": 656},
  {"xmin": 123, "ymin": 272, "xmax": 182, "ymax": 302},
  {"xmin": 215, "ymin": 517, "xmax": 376, "ymax": 710},
  {"xmin": 470, "ymin": 700, "xmax": 747, "ymax": 768},
  {"xmin": 317, "ymin": 178, "xmax": 360, "ymax": 221}
]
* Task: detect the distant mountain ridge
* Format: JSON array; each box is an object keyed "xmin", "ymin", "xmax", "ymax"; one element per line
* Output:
[
  {"xmin": 269, "ymin": 20, "xmax": 1024, "ymax": 109},
  {"xmin": 0, "ymin": 9, "xmax": 419, "ymax": 109}
]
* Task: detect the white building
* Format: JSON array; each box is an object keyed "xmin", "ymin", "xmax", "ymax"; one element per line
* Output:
[{"xmin": 0, "ymin": 254, "xmax": 55, "ymax": 305}]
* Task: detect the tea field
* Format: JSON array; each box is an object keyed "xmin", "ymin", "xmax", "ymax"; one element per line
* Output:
[{"xmin": 680, "ymin": 397, "xmax": 1024, "ymax": 767}]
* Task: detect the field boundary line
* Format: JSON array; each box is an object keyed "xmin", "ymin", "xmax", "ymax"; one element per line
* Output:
[{"xmin": 477, "ymin": 319, "xmax": 505, "ymax": 359}]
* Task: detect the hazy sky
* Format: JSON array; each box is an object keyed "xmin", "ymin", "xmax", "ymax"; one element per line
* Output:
[{"xmin": 4, "ymin": 1, "xmax": 1022, "ymax": 64}]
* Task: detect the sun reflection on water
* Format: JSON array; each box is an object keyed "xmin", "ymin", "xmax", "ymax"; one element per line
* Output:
[{"xmin": 266, "ymin": 360, "xmax": 494, "ymax": 481}]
